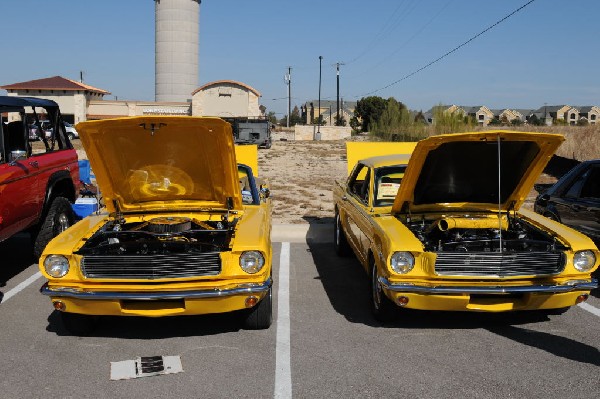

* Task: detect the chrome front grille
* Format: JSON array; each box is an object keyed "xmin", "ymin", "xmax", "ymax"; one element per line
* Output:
[
  {"xmin": 81, "ymin": 253, "xmax": 221, "ymax": 279},
  {"xmin": 434, "ymin": 252, "xmax": 565, "ymax": 277}
]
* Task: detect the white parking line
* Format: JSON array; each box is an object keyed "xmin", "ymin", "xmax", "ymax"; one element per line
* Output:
[
  {"xmin": 578, "ymin": 302, "xmax": 600, "ymax": 317},
  {"xmin": 0, "ymin": 271, "xmax": 42, "ymax": 304},
  {"xmin": 274, "ymin": 242, "xmax": 292, "ymax": 399}
]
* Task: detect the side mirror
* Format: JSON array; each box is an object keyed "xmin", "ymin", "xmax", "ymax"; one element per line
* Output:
[
  {"xmin": 9, "ymin": 150, "xmax": 27, "ymax": 164},
  {"xmin": 536, "ymin": 193, "xmax": 550, "ymax": 206}
]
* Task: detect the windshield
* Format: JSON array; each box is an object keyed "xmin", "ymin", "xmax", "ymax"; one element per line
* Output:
[{"xmin": 374, "ymin": 165, "xmax": 406, "ymax": 206}]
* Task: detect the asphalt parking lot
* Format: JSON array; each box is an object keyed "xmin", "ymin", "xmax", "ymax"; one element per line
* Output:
[{"xmin": 1, "ymin": 227, "xmax": 599, "ymax": 399}]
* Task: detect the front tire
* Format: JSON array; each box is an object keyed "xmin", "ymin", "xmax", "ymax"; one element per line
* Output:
[
  {"xmin": 33, "ymin": 196, "xmax": 74, "ymax": 259},
  {"xmin": 371, "ymin": 257, "xmax": 396, "ymax": 322},
  {"xmin": 243, "ymin": 287, "xmax": 273, "ymax": 330},
  {"xmin": 334, "ymin": 210, "xmax": 351, "ymax": 257}
]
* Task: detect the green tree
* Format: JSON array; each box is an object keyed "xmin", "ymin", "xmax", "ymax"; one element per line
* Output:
[
  {"xmin": 369, "ymin": 98, "xmax": 427, "ymax": 141},
  {"xmin": 349, "ymin": 116, "xmax": 361, "ymax": 132},
  {"xmin": 290, "ymin": 106, "xmax": 303, "ymax": 126},
  {"xmin": 510, "ymin": 118, "xmax": 523, "ymax": 126},
  {"xmin": 432, "ymin": 104, "xmax": 474, "ymax": 134},
  {"xmin": 334, "ymin": 114, "xmax": 347, "ymax": 126},
  {"xmin": 370, "ymin": 98, "xmax": 407, "ymax": 139},
  {"xmin": 353, "ymin": 96, "xmax": 388, "ymax": 132},
  {"xmin": 528, "ymin": 114, "xmax": 542, "ymax": 126},
  {"xmin": 267, "ymin": 112, "xmax": 277, "ymax": 125}
]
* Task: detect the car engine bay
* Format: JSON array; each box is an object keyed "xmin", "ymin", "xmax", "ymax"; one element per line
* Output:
[
  {"xmin": 76, "ymin": 216, "xmax": 235, "ymax": 256},
  {"xmin": 405, "ymin": 214, "xmax": 566, "ymax": 253}
]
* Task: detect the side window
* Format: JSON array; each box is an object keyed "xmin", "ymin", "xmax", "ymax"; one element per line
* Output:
[
  {"xmin": 564, "ymin": 169, "xmax": 589, "ymax": 199},
  {"xmin": 3, "ymin": 116, "xmax": 31, "ymax": 162},
  {"xmin": 347, "ymin": 163, "xmax": 371, "ymax": 205},
  {"xmin": 580, "ymin": 166, "xmax": 600, "ymax": 199}
]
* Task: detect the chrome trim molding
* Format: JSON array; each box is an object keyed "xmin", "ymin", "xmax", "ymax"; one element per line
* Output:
[
  {"xmin": 378, "ymin": 277, "xmax": 598, "ymax": 294},
  {"xmin": 40, "ymin": 277, "xmax": 272, "ymax": 300}
]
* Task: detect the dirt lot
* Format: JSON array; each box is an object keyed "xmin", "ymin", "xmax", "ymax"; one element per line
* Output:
[{"xmin": 70, "ymin": 134, "xmax": 558, "ymax": 225}]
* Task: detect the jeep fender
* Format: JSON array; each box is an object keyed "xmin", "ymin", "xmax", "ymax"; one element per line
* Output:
[{"xmin": 43, "ymin": 170, "xmax": 77, "ymax": 212}]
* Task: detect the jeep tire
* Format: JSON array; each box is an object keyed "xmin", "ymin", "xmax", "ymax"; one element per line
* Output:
[{"xmin": 33, "ymin": 196, "xmax": 74, "ymax": 259}]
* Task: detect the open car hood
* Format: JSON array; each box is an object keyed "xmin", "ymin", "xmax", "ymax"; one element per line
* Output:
[
  {"xmin": 391, "ymin": 130, "xmax": 564, "ymax": 214},
  {"xmin": 77, "ymin": 116, "xmax": 243, "ymax": 214}
]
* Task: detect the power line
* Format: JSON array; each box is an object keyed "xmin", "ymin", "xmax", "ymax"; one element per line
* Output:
[
  {"xmin": 353, "ymin": 0, "xmax": 537, "ymax": 98},
  {"xmin": 345, "ymin": 0, "xmax": 417, "ymax": 65},
  {"xmin": 348, "ymin": 0, "xmax": 454, "ymax": 80}
]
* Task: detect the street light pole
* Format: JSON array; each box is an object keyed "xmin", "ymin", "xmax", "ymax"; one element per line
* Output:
[
  {"xmin": 336, "ymin": 63, "xmax": 340, "ymax": 124},
  {"xmin": 285, "ymin": 67, "xmax": 291, "ymax": 128},
  {"xmin": 318, "ymin": 56, "xmax": 323, "ymax": 138}
]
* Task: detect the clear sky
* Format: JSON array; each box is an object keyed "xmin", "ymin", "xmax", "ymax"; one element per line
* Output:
[{"xmin": 1, "ymin": 0, "xmax": 598, "ymax": 117}]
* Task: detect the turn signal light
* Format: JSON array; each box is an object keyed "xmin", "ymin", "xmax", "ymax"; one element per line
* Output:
[
  {"xmin": 53, "ymin": 301, "xmax": 66, "ymax": 311},
  {"xmin": 245, "ymin": 296, "xmax": 259, "ymax": 308},
  {"xmin": 576, "ymin": 294, "xmax": 589, "ymax": 304},
  {"xmin": 397, "ymin": 296, "xmax": 409, "ymax": 307}
]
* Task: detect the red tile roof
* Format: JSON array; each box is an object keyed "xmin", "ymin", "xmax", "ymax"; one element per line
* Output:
[{"xmin": 1, "ymin": 76, "xmax": 110, "ymax": 95}]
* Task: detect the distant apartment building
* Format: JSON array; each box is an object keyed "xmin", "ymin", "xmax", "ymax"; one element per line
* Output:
[{"xmin": 424, "ymin": 104, "xmax": 598, "ymax": 126}]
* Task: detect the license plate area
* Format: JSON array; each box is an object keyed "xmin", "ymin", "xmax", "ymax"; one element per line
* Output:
[
  {"xmin": 121, "ymin": 299, "xmax": 185, "ymax": 311},
  {"xmin": 469, "ymin": 293, "xmax": 525, "ymax": 306}
]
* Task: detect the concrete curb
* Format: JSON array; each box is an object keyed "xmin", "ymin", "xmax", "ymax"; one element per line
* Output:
[{"xmin": 271, "ymin": 223, "xmax": 333, "ymax": 243}]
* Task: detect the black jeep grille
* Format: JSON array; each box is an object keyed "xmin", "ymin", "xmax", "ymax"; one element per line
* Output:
[
  {"xmin": 434, "ymin": 252, "xmax": 565, "ymax": 277},
  {"xmin": 81, "ymin": 253, "xmax": 221, "ymax": 279}
]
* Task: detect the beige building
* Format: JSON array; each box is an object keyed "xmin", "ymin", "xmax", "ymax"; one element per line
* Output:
[
  {"xmin": 191, "ymin": 80, "xmax": 262, "ymax": 118},
  {"xmin": 1, "ymin": 76, "xmax": 263, "ymax": 122},
  {"xmin": 1, "ymin": 76, "xmax": 110, "ymax": 124}
]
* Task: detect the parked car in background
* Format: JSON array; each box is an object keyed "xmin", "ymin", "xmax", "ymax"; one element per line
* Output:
[
  {"xmin": 334, "ymin": 131, "xmax": 598, "ymax": 322},
  {"xmin": 63, "ymin": 121, "xmax": 79, "ymax": 139},
  {"xmin": 534, "ymin": 159, "xmax": 600, "ymax": 244},
  {"xmin": 39, "ymin": 116, "xmax": 273, "ymax": 335},
  {"xmin": 0, "ymin": 96, "xmax": 80, "ymax": 258}
]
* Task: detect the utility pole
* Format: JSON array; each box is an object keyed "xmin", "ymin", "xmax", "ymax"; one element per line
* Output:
[{"xmin": 285, "ymin": 67, "xmax": 292, "ymax": 128}]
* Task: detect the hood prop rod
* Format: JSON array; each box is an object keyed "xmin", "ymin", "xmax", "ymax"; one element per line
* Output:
[{"xmin": 497, "ymin": 134, "xmax": 503, "ymax": 253}]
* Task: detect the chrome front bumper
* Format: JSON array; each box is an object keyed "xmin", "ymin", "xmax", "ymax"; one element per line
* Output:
[
  {"xmin": 40, "ymin": 277, "xmax": 272, "ymax": 301},
  {"xmin": 378, "ymin": 277, "xmax": 598, "ymax": 295}
]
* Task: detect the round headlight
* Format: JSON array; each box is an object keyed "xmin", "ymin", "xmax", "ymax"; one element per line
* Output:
[
  {"xmin": 390, "ymin": 252, "xmax": 414, "ymax": 274},
  {"xmin": 44, "ymin": 255, "xmax": 70, "ymax": 278},
  {"xmin": 573, "ymin": 250, "xmax": 596, "ymax": 272},
  {"xmin": 239, "ymin": 251, "xmax": 265, "ymax": 274}
]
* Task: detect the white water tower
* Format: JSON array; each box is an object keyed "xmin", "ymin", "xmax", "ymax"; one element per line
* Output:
[{"xmin": 155, "ymin": 0, "xmax": 200, "ymax": 102}]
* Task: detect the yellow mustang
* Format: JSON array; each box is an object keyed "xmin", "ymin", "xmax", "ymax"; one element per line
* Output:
[
  {"xmin": 333, "ymin": 131, "xmax": 598, "ymax": 321},
  {"xmin": 39, "ymin": 116, "xmax": 272, "ymax": 334}
]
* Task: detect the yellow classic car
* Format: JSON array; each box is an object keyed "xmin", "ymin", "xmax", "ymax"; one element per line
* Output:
[
  {"xmin": 39, "ymin": 116, "xmax": 273, "ymax": 334},
  {"xmin": 333, "ymin": 131, "xmax": 599, "ymax": 321}
]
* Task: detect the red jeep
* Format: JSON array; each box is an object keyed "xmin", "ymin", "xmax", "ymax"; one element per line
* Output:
[{"xmin": 0, "ymin": 96, "xmax": 80, "ymax": 258}]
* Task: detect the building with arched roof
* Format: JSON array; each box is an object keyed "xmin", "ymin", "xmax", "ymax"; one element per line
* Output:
[{"xmin": 191, "ymin": 80, "xmax": 262, "ymax": 118}]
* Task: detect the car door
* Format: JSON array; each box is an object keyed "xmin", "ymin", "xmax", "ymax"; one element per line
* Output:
[
  {"xmin": 0, "ymin": 123, "xmax": 40, "ymax": 240},
  {"xmin": 556, "ymin": 164, "xmax": 600, "ymax": 240},
  {"xmin": 572, "ymin": 164, "xmax": 600, "ymax": 241},
  {"xmin": 343, "ymin": 164, "xmax": 373, "ymax": 266}
]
